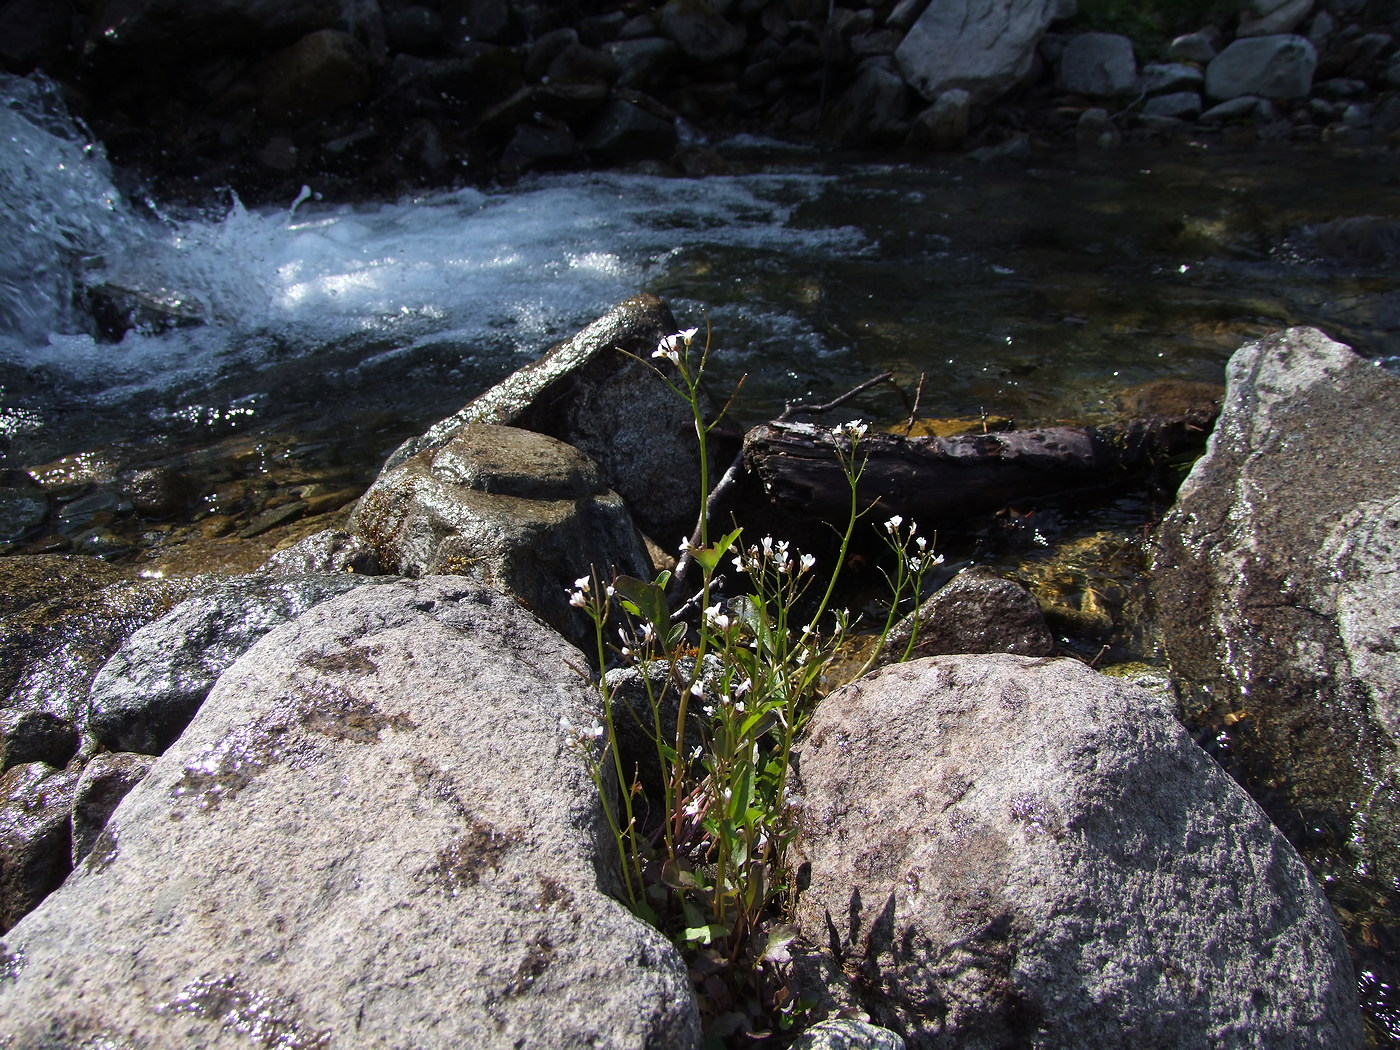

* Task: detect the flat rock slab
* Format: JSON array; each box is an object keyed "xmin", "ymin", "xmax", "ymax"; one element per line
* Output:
[
  {"xmin": 0, "ymin": 577, "xmax": 700, "ymax": 1049},
  {"xmin": 793, "ymin": 653, "xmax": 1361, "ymax": 1048}
]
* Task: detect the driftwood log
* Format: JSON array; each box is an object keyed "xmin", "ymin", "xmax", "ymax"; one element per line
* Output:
[{"xmin": 742, "ymin": 413, "xmax": 1216, "ymax": 524}]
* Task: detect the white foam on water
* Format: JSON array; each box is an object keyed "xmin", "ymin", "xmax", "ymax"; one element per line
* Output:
[{"xmin": 0, "ymin": 76, "xmax": 864, "ymax": 413}]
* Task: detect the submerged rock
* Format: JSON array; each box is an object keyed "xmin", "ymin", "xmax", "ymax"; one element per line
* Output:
[
  {"xmin": 0, "ymin": 578, "xmax": 702, "ymax": 1048},
  {"xmin": 1154, "ymin": 326, "xmax": 1400, "ymax": 891},
  {"xmin": 793, "ymin": 653, "xmax": 1362, "ymax": 1046}
]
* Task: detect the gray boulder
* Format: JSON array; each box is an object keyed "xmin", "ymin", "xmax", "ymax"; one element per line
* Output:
[
  {"xmin": 906, "ymin": 89, "xmax": 973, "ymax": 149},
  {"xmin": 1057, "ymin": 32, "xmax": 1137, "ymax": 97},
  {"xmin": 1206, "ymin": 34, "xmax": 1317, "ymax": 100},
  {"xmin": 656, "ymin": 0, "xmax": 746, "ymax": 63},
  {"xmin": 88, "ymin": 572, "xmax": 385, "ymax": 756},
  {"xmin": 352, "ymin": 425, "xmax": 652, "ymax": 651},
  {"xmin": 0, "ymin": 569, "xmax": 201, "ymax": 734},
  {"xmin": 895, "ymin": 0, "xmax": 1058, "ymax": 106},
  {"xmin": 388, "ymin": 294, "xmax": 701, "ymax": 543},
  {"xmin": 0, "ymin": 578, "xmax": 702, "ymax": 1048},
  {"xmin": 1138, "ymin": 61, "xmax": 1204, "ymax": 95},
  {"xmin": 260, "ymin": 528, "xmax": 381, "ymax": 575},
  {"xmin": 826, "ymin": 66, "xmax": 911, "ymax": 146},
  {"xmin": 1167, "ymin": 27, "xmax": 1221, "ymax": 63},
  {"xmin": 1239, "ymin": 0, "xmax": 1314, "ymax": 38},
  {"xmin": 0, "ymin": 709, "xmax": 77, "ymax": 772},
  {"xmin": 1142, "ymin": 90, "xmax": 1204, "ymax": 119},
  {"xmin": 793, "ymin": 653, "xmax": 1362, "ymax": 1047},
  {"xmin": 1154, "ymin": 326, "xmax": 1400, "ymax": 892},
  {"xmin": 0, "ymin": 761, "xmax": 77, "ymax": 934},
  {"xmin": 881, "ymin": 567, "xmax": 1056, "ymax": 664},
  {"xmin": 69, "ymin": 750, "xmax": 155, "ymax": 866}
]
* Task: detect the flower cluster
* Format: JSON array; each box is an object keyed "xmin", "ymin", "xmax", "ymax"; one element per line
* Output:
[
  {"xmin": 731, "ymin": 535, "xmax": 816, "ymax": 577},
  {"xmin": 884, "ymin": 515, "xmax": 943, "ymax": 573}
]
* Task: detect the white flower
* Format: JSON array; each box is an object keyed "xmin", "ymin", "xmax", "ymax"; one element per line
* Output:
[
  {"xmin": 705, "ymin": 603, "xmax": 731, "ymax": 631},
  {"xmin": 842, "ymin": 419, "xmax": 868, "ymax": 440},
  {"xmin": 799, "ymin": 553, "xmax": 816, "ymax": 573},
  {"xmin": 678, "ymin": 327, "xmax": 699, "ymax": 343},
  {"xmin": 734, "ymin": 676, "xmax": 752, "ymax": 697},
  {"xmin": 574, "ymin": 575, "xmax": 591, "ymax": 591},
  {"xmin": 689, "ymin": 745, "xmax": 702, "ymax": 760},
  {"xmin": 567, "ymin": 589, "xmax": 588, "ymax": 608},
  {"xmin": 690, "ymin": 680, "xmax": 705, "ymax": 699},
  {"xmin": 679, "ymin": 536, "xmax": 693, "ymax": 555},
  {"xmin": 884, "ymin": 514, "xmax": 903, "ymax": 534},
  {"xmin": 639, "ymin": 622, "xmax": 654, "ymax": 643}
]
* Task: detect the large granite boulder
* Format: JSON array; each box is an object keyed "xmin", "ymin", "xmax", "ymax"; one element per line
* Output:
[
  {"xmin": 351, "ymin": 425, "xmax": 652, "ymax": 651},
  {"xmin": 895, "ymin": 0, "xmax": 1059, "ymax": 106},
  {"xmin": 388, "ymin": 294, "xmax": 701, "ymax": 543},
  {"xmin": 0, "ymin": 578, "xmax": 702, "ymax": 1048},
  {"xmin": 1205, "ymin": 34, "xmax": 1317, "ymax": 100},
  {"xmin": 792, "ymin": 653, "xmax": 1362, "ymax": 1047},
  {"xmin": 1153, "ymin": 326, "xmax": 1400, "ymax": 890},
  {"xmin": 88, "ymin": 572, "xmax": 388, "ymax": 756}
]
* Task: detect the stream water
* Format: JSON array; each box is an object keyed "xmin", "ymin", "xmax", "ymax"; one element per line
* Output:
[{"xmin": 3, "ymin": 72, "xmax": 1400, "ymax": 1038}]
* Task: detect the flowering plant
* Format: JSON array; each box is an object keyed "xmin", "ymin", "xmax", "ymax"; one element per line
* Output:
[{"xmin": 566, "ymin": 324, "xmax": 937, "ymax": 1039}]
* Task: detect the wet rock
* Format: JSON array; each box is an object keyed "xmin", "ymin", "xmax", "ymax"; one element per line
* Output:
[
  {"xmin": 388, "ymin": 294, "xmax": 702, "ymax": 543},
  {"xmin": 255, "ymin": 29, "xmax": 374, "ymax": 129},
  {"xmin": 88, "ymin": 572, "xmax": 387, "ymax": 755},
  {"xmin": 1309, "ymin": 215, "xmax": 1400, "ymax": 266},
  {"xmin": 0, "ymin": 555, "xmax": 124, "ymax": 620},
  {"xmin": 0, "ymin": 474, "xmax": 48, "ymax": 545},
  {"xmin": 120, "ymin": 466, "xmax": 190, "ymax": 519},
  {"xmin": 1239, "ymin": 0, "xmax": 1314, "ymax": 38},
  {"xmin": 260, "ymin": 528, "xmax": 381, "ymax": 575},
  {"xmin": 0, "ymin": 570, "xmax": 202, "ymax": 733},
  {"xmin": 69, "ymin": 750, "xmax": 155, "ymax": 866},
  {"xmin": 1075, "ymin": 106, "xmax": 1120, "ymax": 147},
  {"xmin": 0, "ymin": 761, "xmax": 77, "ymax": 934},
  {"xmin": 1142, "ymin": 91, "xmax": 1204, "ymax": 119},
  {"xmin": 895, "ymin": 0, "xmax": 1058, "ymax": 106},
  {"xmin": 352, "ymin": 425, "xmax": 651, "ymax": 651},
  {"xmin": 1057, "ymin": 32, "xmax": 1137, "ymax": 97},
  {"xmin": 1153, "ymin": 326, "xmax": 1400, "ymax": 891},
  {"xmin": 0, "ymin": 711, "xmax": 78, "ymax": 773},
  {"xmin": 826, "ymin": 65, "xmax": 910, "ymax": 146},
  {"xmin": 1200, "ymin": 94, "xmax": 1272, "ymax": 122},
  {"xmin": 881, "ymin": 567, "xmax": 1056, "ymax": 664},
  {"xmin": 791, "ymin": 1019, "xmax": 906, "ymax": 1050},
  {"xmin": 1206, "ymin": 34, "xmax": 1317, "ymax": 101},
  {"xmin": 906, "ymin": 88, "xmax": 972, "ymax": 149},
  {"xmin": 1138, "ymin": 62, "xmax": 1204, "ymax": 95},
  {"xmin": 501, "ymin": 124, "xmax": 578, "ymax": 175},
  {"xmin": 657, "ymin": 0, "xmax": 748, "ymax": 63},
  {"xmin": 582, "ymin": 99, "xmax": 678, "ymax": 162},
  {"xmin": 607, "ymin": 37, "xmax": 680, "ymax": 89},
  {"xmin": 0, "ymin": 578, "xmax": 702, "ymax": 1048},
  {"xmin": 793, "ymin": 654, "xmax": 1363, "ymax": 1047}
]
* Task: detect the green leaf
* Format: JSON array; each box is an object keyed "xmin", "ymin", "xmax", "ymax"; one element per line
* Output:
[
  {"xmin": 612, "ymin": 574, "xmax": 671, "ymax": 633},
  {"xmin": 690, "ymin": 527, "xmax": 743, "ymax": 574},
  {"xmin": 683, "ymin": 923, "xmax": 730, "ymax": 945}
]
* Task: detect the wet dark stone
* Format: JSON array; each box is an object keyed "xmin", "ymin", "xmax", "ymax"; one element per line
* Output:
[
  {"xmin": 71, "ymin": 751, "xmax": 155, "ymax": 866},
  {"xmin": 0, "ymin": 711, "xmax": 78, "ymax": 773},
  {"xmin": 0, "ymin": 481, "xmax": 48, "ymax": 546},
  {"xmin": 0, "ymin": 762, "xmax": 78, "ymax": 934},
  {"xmin": 121, "ymin": 467, "xmax": 191, "ymax": 519}
]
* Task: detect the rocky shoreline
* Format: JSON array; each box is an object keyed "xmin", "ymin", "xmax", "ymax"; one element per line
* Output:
[
  {"xmin": 1, "ymin": 296, "xmax": 1396, "ymax": 1045},
  {"xmin": 3, "ymin": 0, "xmax": 1397, "ymax": 204}
]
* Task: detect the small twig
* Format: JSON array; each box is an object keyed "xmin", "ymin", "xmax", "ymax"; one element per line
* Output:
[
  {"xmin": 903, "ymin": 373, "xmax": 926, "ymax": 437},
  {"xmin": 776, "ymin": 371, "xmax": 898, "ymax": 424}
]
